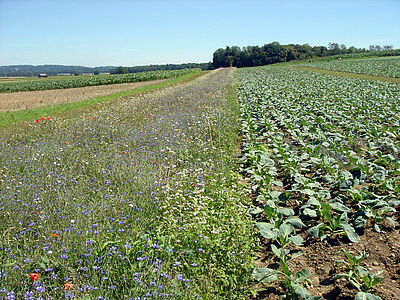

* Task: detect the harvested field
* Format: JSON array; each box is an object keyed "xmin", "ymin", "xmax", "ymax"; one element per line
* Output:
[{"xmin": 0, "ymin": 79, "xmax": 166, "ymax": 112}]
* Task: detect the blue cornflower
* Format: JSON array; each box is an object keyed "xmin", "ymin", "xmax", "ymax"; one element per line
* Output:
[
  {"xmin": 6, "ymin": 291, "xmax": 15, "ymax": 300},
  {"xmin": 35, "ymin": 285, "xmax": 45, "ymax": 293},
  {"xmin": 25, "ymin": 291, "xmax": 33, "ymax": 297}
]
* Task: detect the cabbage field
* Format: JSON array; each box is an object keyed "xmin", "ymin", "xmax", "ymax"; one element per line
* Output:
[
  {"xmin": 0, "ymin": 69, "xmax": 198, "ymax": 93},
  {"xmin": 239, "ymin": 65, "xmax": 400, "ymax": 299},
  {"xmin": 306, "ymin": 56, "xmax": 400, "ymax": 78}
]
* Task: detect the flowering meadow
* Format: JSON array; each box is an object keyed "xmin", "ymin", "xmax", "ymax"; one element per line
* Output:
[{"xmin": 0, "ymin": 69, "xmax": 255, "ymax": 299}]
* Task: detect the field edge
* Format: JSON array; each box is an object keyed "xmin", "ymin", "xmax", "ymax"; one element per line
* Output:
[{"xmin": 0, "ymin": 70, "xmax": 204, "ymax": 130}]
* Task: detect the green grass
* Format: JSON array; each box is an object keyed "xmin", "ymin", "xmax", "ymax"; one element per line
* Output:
[{"xmin": 0, "ymin": 70, "xmax": 204, "ymax": 129}]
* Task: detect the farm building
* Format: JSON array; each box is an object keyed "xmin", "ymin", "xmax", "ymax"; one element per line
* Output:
[{"xmin": 37, "ymin": 73, "xmax": 48, "ymax": 78}]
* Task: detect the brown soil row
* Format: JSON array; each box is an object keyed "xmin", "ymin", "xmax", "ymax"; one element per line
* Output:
[{"xmin": 0, "ymin": 79, "xmax": 166, "ymax": 112}]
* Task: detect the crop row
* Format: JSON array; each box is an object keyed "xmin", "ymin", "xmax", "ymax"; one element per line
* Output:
[
  {"xmin": 306, "ymin": 56, "xmax": 400, "ymax": 78},
  {"xmin": 0, "ymin": 68, "xmax": 199, "ymax": 93},
  {"xmin": 238, "ymin": 65, "xmax": 400, "ymax": 299}
]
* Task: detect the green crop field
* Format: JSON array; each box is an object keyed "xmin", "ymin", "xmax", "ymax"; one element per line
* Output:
[
  {"xmin": 238, "ymin": 63, "xmax": 400, "ymax": 299},
  {"xmin": 305, "ymin": 56, "xmax": 400, "ymax": 78},
  {"xmin": 0, "ymin": 69, "xmax": 198, "ymax": 93}
]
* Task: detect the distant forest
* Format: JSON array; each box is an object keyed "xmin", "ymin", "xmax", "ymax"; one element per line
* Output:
[
  {"xmin": 0, "ymin": 63, "xmax": 213, "ymax": 77},
  {"xmin": 212, "ymin": 42, "xmax": 398, "ymax": 68},
  {"xmin": 0, "ymin": 65, "xmax": 113, "ymax": 77},
  {"xmin": 110, "ymin": 63, "xmax": 213, "ymax": 74}
]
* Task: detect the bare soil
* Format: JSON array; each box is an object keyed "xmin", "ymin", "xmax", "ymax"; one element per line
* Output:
[
  {"xmin": 0, "ymin": 79, "xmax": 166, "ymax": 112},
  {"xmin": 253, "ymin": 223, "xmax": 400, "ymax": 300},
  {"xmin": 293, "ymin": 226, "xmax": 400, "ymax": 299}
]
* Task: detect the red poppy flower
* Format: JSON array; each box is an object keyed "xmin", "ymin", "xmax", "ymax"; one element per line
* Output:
[
  {"xmin": 46, "ymin": 117, "xmax": 50, "ymax": 120},
  {"xmin": 93, "ymin": 117, "xmax": 96, "ymax": 120},
  {"xmin": 51, "ymin": 233, "xmax": 58, "ymax": 238},
  {"xmin": 35, "ymin": 120, "xmax": 39, "ymax": 123},
  {"xmin": 29, "ymin": 273, "xmax": 41, "ymax": 281},
  {"xmin": 41, "ymin": 117, "xmax": 45, "ymax": 120},
  {"xmin": 64, "ymin": 283, "xmax": 74, "ymax": 290}
]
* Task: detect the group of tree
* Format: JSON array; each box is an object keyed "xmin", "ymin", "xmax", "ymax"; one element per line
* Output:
[
  {"xmin": 110, "ymin": 62, "xmax": 213, "ymax": 74},
  {"xmin": 368, "ymin": 44, "xmax": 394, "ymax": 52},
  {"xmin": 0, "ymin": 65, "xmax": 114, "ymax": 77},
  {"xmin": 0, "ymin": 62, "xmax": 213, "ymax": 77},
  {"xmin": 212, "ymin": 42, "xmax": 397, "ymax": 68}
]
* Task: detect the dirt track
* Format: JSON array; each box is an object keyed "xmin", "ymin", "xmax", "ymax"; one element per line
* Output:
[{"xmin": 0, "ymin": 79, "xmax": 166, "ymax": 112}]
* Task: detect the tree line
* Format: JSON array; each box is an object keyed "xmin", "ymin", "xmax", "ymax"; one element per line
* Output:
[
  {"xmin": 212, "ymin": 42, "xmax": 396, "ymax": 68},
  {"xmin": 110, "ymin": 62, "xmax": 213, "ymax": 74},
  {"xmin": 0, "ymin": 63, "xmax": 213, "ymax": 77},
  {"xmin": 0, "ymin": 65, "xmax": 114, "ymax": 77}
]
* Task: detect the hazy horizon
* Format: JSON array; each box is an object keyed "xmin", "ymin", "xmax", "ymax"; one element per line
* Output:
[{"xmin": 1, "ymin": 0, "xmax": 399, "ymax": 67}]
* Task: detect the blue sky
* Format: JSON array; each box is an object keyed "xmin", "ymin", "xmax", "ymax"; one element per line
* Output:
[{"xmin": 0, "ymin": 0, "xmax": 399, "ymax": 67}]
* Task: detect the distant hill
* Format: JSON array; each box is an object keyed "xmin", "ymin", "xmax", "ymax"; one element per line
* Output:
[
  {"xmin": 0, "ymin": 63, "xmax": 213, "ymax": 77},
  {"xmin": 0, "ymin": 65, "xmax": 114, "ymax": 77}
]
